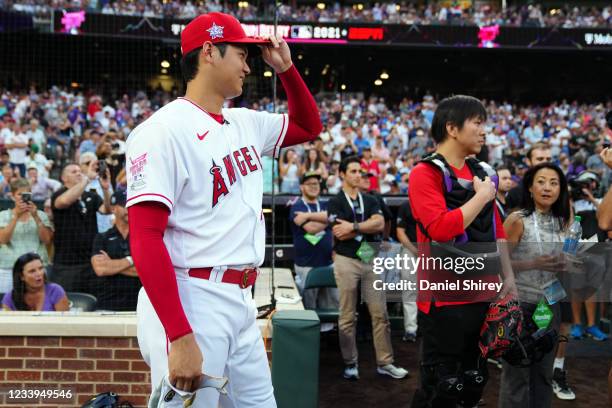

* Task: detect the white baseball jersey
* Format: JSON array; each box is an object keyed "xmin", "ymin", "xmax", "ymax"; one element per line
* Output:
[{"xmin": 125, "ymin": 97, "xmax": 288, "ymax": 268}]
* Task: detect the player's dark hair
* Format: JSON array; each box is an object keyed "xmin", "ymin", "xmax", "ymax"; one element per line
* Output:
[
  {"xmin": 11, "ymin": 252, "xmax": 46, "ymax": 311},
  {"xmin": 430, "ymin": 95, "xmax": 487, "ymax": 144},
  {"xmin": 521, "ymin": 163, "xmax": 571, "ymax": 228},
  {"xmin": 180, "ymin": 44, "xmax": 229, "ymax": 83},
  {"xmin": 339, "ymin": 155, "xmax": 361, "ymax": 174}
]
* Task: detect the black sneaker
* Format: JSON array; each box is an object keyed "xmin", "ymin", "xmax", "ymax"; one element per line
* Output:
[{"xmin": 552, "ymin": 368, "xmax": 576, "ymax": 400}]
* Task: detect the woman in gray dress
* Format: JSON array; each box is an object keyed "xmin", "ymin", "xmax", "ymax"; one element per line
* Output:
[{"xmin": 499, "ymin": 162, "xmax": 572, "ymax": 408}]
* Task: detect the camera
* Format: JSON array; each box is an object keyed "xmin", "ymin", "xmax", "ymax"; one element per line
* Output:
[
  {"xmin": 569, "ymin": 171, "xmax": 600, "ymax": 201},
  {"xmin": 21, "ymin": 192, "xmax": 32, "ymax": 203},
  {"xmin": 97, "ymin": 160, "xmax": 108, "ymax": 178}
]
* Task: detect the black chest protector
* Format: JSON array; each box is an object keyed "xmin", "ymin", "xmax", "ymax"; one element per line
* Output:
[{"xmin": 420, "ymin": 154, "xmax": 498, "ymax": 242}]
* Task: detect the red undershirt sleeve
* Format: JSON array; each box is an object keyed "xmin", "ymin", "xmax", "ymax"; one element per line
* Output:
[
  {"xmin": 278, "ymin": 64, "xmax": 322, "ymax": 147},
  {"xmin": 128, "ymin": 201, "xmax": 192, "ymax": 342}
]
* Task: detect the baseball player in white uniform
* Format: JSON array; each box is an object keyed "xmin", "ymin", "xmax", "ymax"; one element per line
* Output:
[{"xmin": 126, "ymin": 12, "xmax": 322, "ymax": 408}]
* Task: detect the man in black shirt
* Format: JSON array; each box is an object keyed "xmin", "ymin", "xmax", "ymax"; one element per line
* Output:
[
  {"xmin": 91, "ymin": 189, "xmax": 141, "ymax": 311},
  {"xmin": 360, "ymin": 171, "xmax": 392, "ymax": 240},
  {"xmin": 396, "ymin": 200, "xmax": 418, "ymax": 342},
  {"xmin": 51, "ymin": 162, "xmax": 111, "ymax": 293},
  {"xmin": 328, "ymin": 156, "xmax": 408, "ymax": 381}
]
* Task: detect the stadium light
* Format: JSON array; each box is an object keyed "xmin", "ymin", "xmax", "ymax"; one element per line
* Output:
[
  {"xmin": 316, "ymin": 3, "xmax": 325, "ymax": 10},
  {"xmin": 380, "ymin": 71, "xmax": 389, "ymax": 80},
  {"xmin": 238, "ymin": 1, "xmax": 249, "ymax": 8},
  {"xmin": 297, "ymin": 54, "xmax": 303, "ymax": 60},
  {"xmin": 374, "ymin": 79, "xmax": 383, "ymax": 86},
  {"xmin": 263, "ymin": 70, "xmax": 273, "ymax": 78},
  {"xmin": 354, "ymin": 4, "xmax": 364, "ymax": 11},
  {"xmin": 161, "ymin": 60, "xmax": 170, "ymax": 69},
  {"xmin": 161, "ymin": 68, "xmax": 168, "ymax": 74},
  {"xmin": 341, "ymin": 84, "xmax": 347, "ymax": 91}
]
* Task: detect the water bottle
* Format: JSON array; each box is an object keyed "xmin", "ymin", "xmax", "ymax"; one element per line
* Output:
[{"xmin": 562, "ymin": 215, "xmax": 582, "ymax": 255}]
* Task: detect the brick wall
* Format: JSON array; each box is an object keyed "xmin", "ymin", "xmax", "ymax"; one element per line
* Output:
[{"xmin": 0, "ymin": 336, "xmax": 151, "ymax": 407}]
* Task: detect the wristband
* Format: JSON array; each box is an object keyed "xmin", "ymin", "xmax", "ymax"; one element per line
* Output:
[
  {"xmin": 300, "ymin": 220, "xmax": 310, "ymax": 228},
  {"xmin": 126, "ymin": 256, "xmax": 134, "ymax": 266},
  {"xmin": 353, "ymin": 222, "xmax": 360, "ymax": 233}
]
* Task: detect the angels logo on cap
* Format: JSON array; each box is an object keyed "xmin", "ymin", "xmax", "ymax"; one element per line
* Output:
[
  {"xmin": 207, "ymin": 22, "xmax": 224, "ymax": 40},
  {"xmin": 181, "ymin": 12, "xmax": 270, "ymax": 56}
]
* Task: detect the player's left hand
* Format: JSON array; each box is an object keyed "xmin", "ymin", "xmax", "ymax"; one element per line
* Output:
[
  {"xmin": 332, "ymin": 218, "xmax": 356, "ymax": 240},
  {"xmin": 259, "ymin": 34, "xmax": 292, "ymax": 74}
]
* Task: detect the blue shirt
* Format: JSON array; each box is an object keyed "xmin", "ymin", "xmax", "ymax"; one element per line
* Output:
[
  {"xmin": 289, "ymin": 199, "xmax": 333, "ymax": 267},
  {"xmin": 79, "ymin": 140, "xmax": 97, "ymax": 155},
  {"xmin": 354, "ymin": 137, "xmax": 371, "ymax": 155}
]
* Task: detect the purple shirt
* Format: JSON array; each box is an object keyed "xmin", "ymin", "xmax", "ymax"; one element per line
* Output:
[{"xmin": 2, "ymin": 283, "xmax": 66, "ymax": 311}]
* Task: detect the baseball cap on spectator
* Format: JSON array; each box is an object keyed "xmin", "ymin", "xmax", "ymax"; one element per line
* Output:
[
  {"xmin": 80, "ymin": 152, "xmax": 97, "ymax": 166},
  {"xmin": 27, "ymin": 164, "xmax": 38, "ymax": 171},
  {"xmin": 181, "ymin": 12, "xmax": 271, "ymax": 56},
  {"xmin": 111, "ymin": 189, "xmax": 127, "ymax": 206},
  {"xmin": 300, "ymin": 171, "xmax": 321, "ymax": 184}
]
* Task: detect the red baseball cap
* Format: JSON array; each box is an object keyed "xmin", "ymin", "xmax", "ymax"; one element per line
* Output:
[{"xmin": 181, "ymin": 12, "xmax": 270, "ymax": 56}]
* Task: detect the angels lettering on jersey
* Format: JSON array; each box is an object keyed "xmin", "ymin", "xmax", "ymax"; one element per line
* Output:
[{"xmin": 211, "ymin": 145, "xmax": 262, "ymax": 207}]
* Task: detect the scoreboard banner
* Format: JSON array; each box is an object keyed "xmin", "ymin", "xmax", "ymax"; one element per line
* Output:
[{"xmin": 42, "ymin": 11, "xmax": 612, "ymax": 50}]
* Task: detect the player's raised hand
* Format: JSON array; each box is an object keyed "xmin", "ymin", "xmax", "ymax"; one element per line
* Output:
[
  {"xmin": 169, "ymin": 333, "xmax": 203, "ymax": 392},
  {"xmin": 259, "ymin": 34, "xmax": 292, "ymax": 74}
]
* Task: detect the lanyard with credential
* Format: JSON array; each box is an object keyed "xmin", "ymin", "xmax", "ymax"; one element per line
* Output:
[
  {"xmin": 343, "ymin": 191, "xmax": 365, "ymax": 223},
  {"xmin": 532, "ymin": 212, "xmax": 544, "ymax": 255},
  {"xmin": 532, "ymin": 212, "xmax": 558, "ymax": 255},
  {"xmin": 301, "ymin": 198, "xmax": 321, "ymax": 213}
]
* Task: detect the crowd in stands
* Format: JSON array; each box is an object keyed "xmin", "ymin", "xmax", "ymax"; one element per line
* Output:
[
  {"xmin": 4, "ymin": 0, "xmax": 612, "ymax": 29},
  {"xmin": 0, "ymin": 84, "xmax": 610, "ymax": 311}
]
